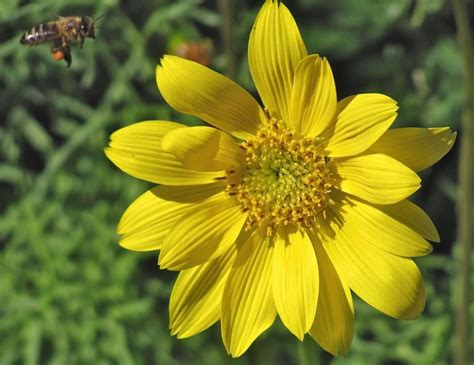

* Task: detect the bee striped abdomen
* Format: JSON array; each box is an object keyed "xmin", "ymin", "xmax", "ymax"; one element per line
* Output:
[{"xmin": 20, "ymin": 22, "xmax": 59, "ymax": 45}]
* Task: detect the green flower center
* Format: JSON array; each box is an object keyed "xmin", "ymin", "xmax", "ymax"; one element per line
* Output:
[{"xmin": 226, "ymin": 118, "xmax": 333, "ymax": 236}]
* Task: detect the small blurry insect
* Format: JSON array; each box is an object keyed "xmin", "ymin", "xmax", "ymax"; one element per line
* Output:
[{"xmin": 19, "ymin": 15, "xmax": 102, "ymax": 68}]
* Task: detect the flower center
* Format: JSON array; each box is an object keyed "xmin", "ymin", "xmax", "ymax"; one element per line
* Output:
[{"xmin": 226, "ymin": 117, "xmax": 333, "ymax": 236}]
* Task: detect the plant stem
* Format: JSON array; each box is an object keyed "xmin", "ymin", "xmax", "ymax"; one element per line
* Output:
[
  {"xmin": 218, "ymin": 0, "xmax": 237, "ymax": 78},
  {"xmin": 451, "ymin": 0, "xmax": 473, "ymax": 364}
]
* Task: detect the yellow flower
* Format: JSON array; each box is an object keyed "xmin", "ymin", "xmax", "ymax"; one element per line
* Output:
[{"xmin": 105, "ymin": 0, "xmax": 456, "ymax": 358}]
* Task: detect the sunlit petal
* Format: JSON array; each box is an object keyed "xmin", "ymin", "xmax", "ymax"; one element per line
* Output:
[
  {"xmin": 322, "ymin": 94, "xmax": 398, "ymax": 157},
  {"xmin": 367, "ymin": 127, "xmax": 457, "ymax": 172},
  {"xmin": 157, "ymin": 55, "xmax": 264, "ymax": 140},
  {"xmin": 222, "ymin": 229, "xmax": 276, "ymax": 357},
  {"xmin": 273, "ymin": 227, "xmax": 318, "ymax": 340},
  {"xmin": 322, "ymin": 213, "xmax": 426, "ymax": 320},
  {"xmin": 330, "ymin": 154, "xmax": 421, "ymax": 204},
  {"xmin": 105, "ymin": 121, "xmax": 220, "ymax": 185},
  {"xmin": 330, "ymin": 192, "xmax": 433, "ymax": 257},
  {"xmin": 169, "ymin": 229, "xmax": 251, "ymax": 338},
  {"xmin": 309, "ymin": 233, "xmax": 354, "ymax": 356},
  {"xmin": 159, "ymin": 193, "xmax": 247, "ymax": 270},
  {"xmin": 119, "ymin": 183, "xmax": 224, "ymax": 251},
  {"xmin": 249, "ymin": 0, "xmax": 307, "ymax": 122},
  {"xmin": 289, "ymin": 55, "xmax": 337, "ymax": 137},
  {"xmin": 162, "ymin": 126, "xmax": 244, "ymax": 171}
]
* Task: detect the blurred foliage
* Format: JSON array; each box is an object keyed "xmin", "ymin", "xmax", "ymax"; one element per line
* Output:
[{"xmin": 0, "ymin": 0, "xmax": 472, "ymax": 364}]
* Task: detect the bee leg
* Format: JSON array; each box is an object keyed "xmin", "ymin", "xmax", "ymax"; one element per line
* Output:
[
  {"xmin": 62, "ymin": 46, "xmax": 72, "ymax": 68},
  {"xmin": 50, "ymin": 44, "xmax": 71, "ymax": 68},
  {"xmin": 79, "ymin": 37, "xmax": 84, "ymax": 49}
]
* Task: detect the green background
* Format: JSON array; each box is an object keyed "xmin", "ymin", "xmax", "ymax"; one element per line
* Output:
[{"xmin": 0, "ymin": 0, "xmax": 471, "ymax": 364}]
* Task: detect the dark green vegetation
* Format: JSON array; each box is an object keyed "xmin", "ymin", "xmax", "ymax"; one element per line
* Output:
[{"xmin": 0, "ymin": 0, "xmax": 470, "ymax": 364}]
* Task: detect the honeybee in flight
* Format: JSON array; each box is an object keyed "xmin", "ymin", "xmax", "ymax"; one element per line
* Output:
[{"xmin": 20, "ymin": 16, "xmax": 99, "ymax": 68}]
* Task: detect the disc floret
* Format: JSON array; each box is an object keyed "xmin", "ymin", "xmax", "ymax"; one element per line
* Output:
[{"xmin": 226, "ymin": 118, "xmax": 333, "ymax": 236}]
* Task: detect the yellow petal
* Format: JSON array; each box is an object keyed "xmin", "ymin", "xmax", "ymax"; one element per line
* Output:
[
  {"xmin": 374, "ymin": 199, "xmax": 440, "ymax": 242},
  {"xmin": 322, "ymin": 216, "xmax": 426, "ymax": 320},
  {"xmin": 118, "ymin": 183, "xmax": 225, "ymax": 251},
  {"xmin": 331, "ymin": 193, "xmax": 433, "ymax": 257},
  {"xmin": 322, "ymin": 94, "xmax": 398, "ymax": 157},
  {"xmin": 221, "ymin": 229, "xmax": 276, "ymax": 357},
  {"xmin": 330, "ymin": 154, "xmax": 421, "ymax": 205},
  {"xmin": 156, "ymin": 55, "xmax": 264, "ymax": 140},
  {"xmin": 161, "ymin": 126, "xmax": 244, "ymax": 172},
  {"xmin": 169, "ymin": 234, "xmax": 243, "ymax": 338},
  {"xmin": 273, "ymin": 227, "xmax": 318, "ymax": 340},
  {"xmin": 158, "ymin": 193, "xmax": 247, "ymax": 270},
  {"xmin": 248, "ymin": 0, "xmax": 307, "ymax": 122},
  {"xmin": 105, "ymin": 121, "xmax": 220, "ymax": 185},
  {"xmin": 367, "ymin": 127, "xmax": 457, "ymax": 172},
  {"xmin": 309, "ymin": 234, "xmax": 354, "ymax": 356},
  {"xmin": 289, "ymin": 55, "xmax": 337, "ymax": 138}
]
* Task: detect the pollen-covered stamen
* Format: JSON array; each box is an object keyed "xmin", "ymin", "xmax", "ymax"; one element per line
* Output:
[{"xmin": 226, "ymin": 118, "xmax": 333, "ymax": 235}]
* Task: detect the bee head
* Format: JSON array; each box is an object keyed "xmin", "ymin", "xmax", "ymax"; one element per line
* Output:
[{"xmin": 80, "ymin": 16, "xmax": 95, "ymax": 39}]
